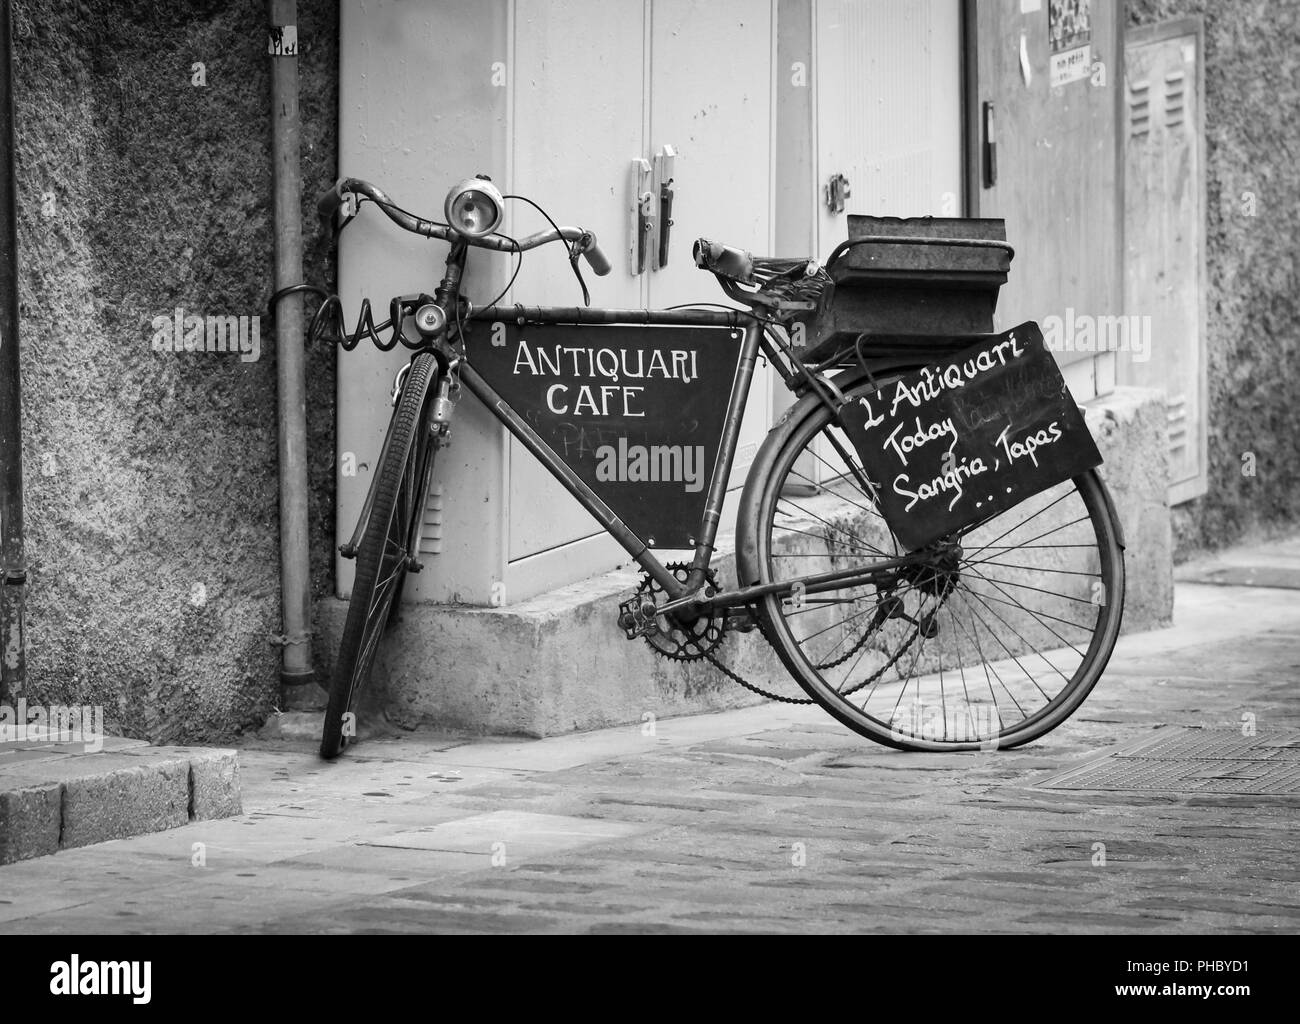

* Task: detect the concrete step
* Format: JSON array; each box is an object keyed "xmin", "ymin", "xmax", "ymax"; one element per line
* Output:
[{"xmin": 0, "ymin": 737, "xmax": 241, "ymax": 865}]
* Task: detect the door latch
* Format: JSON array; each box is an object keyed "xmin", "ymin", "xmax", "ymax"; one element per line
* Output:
[
  {"xmin": 825, "ymin": 173, "xmax": 851, "ymax": 214},
  {"xmin": 657, "ymin": 178, "xmax": 675, "ymax": 269},
  {"xmin": 983, "ymin": 101, "xmax": 997, "ymax": 188},
  {"xmin": 652, "ymin": 144, "xmax": 676, "ymax": 271},
  {"xmin": 630, "ymin": 158, "xmax": 653, "ymax": 275}
]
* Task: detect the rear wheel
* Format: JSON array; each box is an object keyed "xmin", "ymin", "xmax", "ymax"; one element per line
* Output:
[
  {"xmin": 320, "ymin": 353, "xmax": 440, "ymax": 759},
  {"xmin": 753, "ymin": 375, "xmax": 1125, "ymax": 751}
]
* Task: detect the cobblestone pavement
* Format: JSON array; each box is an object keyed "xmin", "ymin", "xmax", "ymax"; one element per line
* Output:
[{"xmin": 1, "ymin": 577, "xmax": 1297, "ymax": 934}]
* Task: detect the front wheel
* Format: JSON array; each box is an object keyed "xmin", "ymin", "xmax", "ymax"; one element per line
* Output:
[
  {"xmin": 320, "ymin": 352, "xmax": 440, "ymax": 759},
  {"xmin": 752, "ymin": 375, "xmax": 1125, "ymax": 751}
]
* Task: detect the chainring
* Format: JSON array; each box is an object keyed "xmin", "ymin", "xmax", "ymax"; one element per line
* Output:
[{"xmin": 637, "ymin": 563, "xmax": 728, "ymax": 661}]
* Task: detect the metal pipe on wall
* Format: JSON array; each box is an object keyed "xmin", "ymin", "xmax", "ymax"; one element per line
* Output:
[
  {"xmin": 0, "ymin": 0, "xmax": 26, "ymax": 703},
  {"xmin": 268, "ymin": 0, "xmax": 314, "ymax": 690}
]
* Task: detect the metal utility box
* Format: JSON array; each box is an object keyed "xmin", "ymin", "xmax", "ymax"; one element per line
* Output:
[{"xmin": 804, "ymin": 216, "xmax": 1014, "ymax": 366}]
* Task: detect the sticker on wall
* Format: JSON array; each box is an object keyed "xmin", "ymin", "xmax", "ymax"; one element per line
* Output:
[
  {"xmin": 1048, "ymin": 0, "xmax": 1092, "ymax": 88},
  {"xmin": 268, "ymin": 25, "xmax": 298, "ymax": 56}
]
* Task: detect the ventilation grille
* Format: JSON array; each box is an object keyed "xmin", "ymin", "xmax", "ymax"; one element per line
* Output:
[
  {"xmin": 1127, "ymin": 78, "xmax": 1151, "ymax": 137},
  {"xmin": 1164, "ymin": 70, "xmax": 1186, "ymax": 128},
  {"xmin": 1166, "ymin": 393, "xmax": 1188, "ymax": 454}
]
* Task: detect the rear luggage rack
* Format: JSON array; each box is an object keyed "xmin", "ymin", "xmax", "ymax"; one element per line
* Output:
[{"xmin": 802, "ymin": 216, "xmax": 1015, "ymax": 369}]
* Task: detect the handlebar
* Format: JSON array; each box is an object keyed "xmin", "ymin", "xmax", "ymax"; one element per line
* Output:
[{"xmin": 316, "ymin": 176, "xmax": 611, "ymax": 276}]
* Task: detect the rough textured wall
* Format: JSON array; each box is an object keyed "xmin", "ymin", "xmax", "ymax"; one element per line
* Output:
[
  {"xmin": 11, "ymin": 0, "xmax": 338, "ymax": 741},
  {"xmin": 1126, "ymin": 0, "xmax": 1300, "ymax": 557}
]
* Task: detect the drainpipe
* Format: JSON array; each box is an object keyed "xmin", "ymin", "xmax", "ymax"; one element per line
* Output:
[
  {"xmin": 0, "ymin": 0, "xmax": 26, "ymax": 704},
  {"xmin": 268, "ymin": 0, "xmax": 314, "ymax": 691}
]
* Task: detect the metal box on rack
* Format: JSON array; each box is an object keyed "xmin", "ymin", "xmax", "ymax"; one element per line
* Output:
[{"xmin": 802, "ymin": 216, "xmax": 1014, "ymax": 367}]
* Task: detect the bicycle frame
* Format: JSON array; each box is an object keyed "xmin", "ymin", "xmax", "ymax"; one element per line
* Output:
[{"xmin": 347, "ymin": 235, "xmax": 934, "ymax": 619}]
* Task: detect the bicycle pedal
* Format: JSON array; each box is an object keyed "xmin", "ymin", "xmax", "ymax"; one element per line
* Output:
[{"xmin": 617, "ymin": 595, "xmax": 660, "ymax": 640}]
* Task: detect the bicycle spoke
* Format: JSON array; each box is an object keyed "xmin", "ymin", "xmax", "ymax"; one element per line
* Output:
[
  {"xmin": 954, "ymin": 583, "xmax": 1070, "ymax": 696},
  {"xmin": 771, "ymin": 519, "xmax": 885, "ymax": 558},
  {"xmin": 881, "ymin": 609, "xmax": 937, "ymax": 720},
  {"xmin": 962, "ymin": 564, "xmax": 1097, "ymax": 645},
  {"xmin": 948, "ymin": 590, "xmax": 1029, "ymax": 719},
  {"xmin": 787, "ymin": 460, "xmax": 883, "ymax": 523},
  {"xmin": 957, "ymin": 594, "xmax": 1007, "ymax": 727},
  {"xmin": 969, "ymin": 559, "xmax": 1101, "ymax": 578},
  {"xmin": 802, "ymin": 445, "xmax": 889, "ymax": 522},
  {"xmin": 963, "ymin": 572, "xmax": 1100, "ymax": 606},
  {"xmin": 966, "ymin": 486, "xmax": 1078, "ymax": 553},
  {"xmin": 963, "ymin": 514, "xmax": 1093, "ymax": 569},
  {"xmin": 776, "ymin": 498, "xmax": 892, "ymax": 557}
]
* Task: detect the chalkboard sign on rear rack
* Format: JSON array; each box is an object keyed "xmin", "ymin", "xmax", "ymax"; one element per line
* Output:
[{"xmin": 837, "ymin": 321, "xmax": 1103, "ymax": 552}]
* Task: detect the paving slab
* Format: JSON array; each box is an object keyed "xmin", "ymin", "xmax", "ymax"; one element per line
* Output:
[{"xmin": 0, "ymin": 566, "xmax": 1297, "ymax": 931}]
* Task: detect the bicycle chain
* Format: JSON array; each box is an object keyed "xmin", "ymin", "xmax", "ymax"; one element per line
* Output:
[
  {"xmin": 703, "ymin": 649, "xmax": 811, "ymax": 705},
  {"xmin": 700, "ymin": 614, "xmax": 922, "ymax": 705}
]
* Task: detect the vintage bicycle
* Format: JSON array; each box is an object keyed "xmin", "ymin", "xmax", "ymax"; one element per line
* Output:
[{"xmin": 274, "ymin": 174, "xmax": 1125, "ymax": 760}]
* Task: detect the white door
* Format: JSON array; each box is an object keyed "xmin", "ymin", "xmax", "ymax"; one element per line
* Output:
[
  {"xmin": 816, "ymin": 0, "xmax": 965, "ymax": 256},
  {"xmin": 505, "ymin": 0, "xmax": 647, "ymax": 599},
  {"xmin": 647, "ymin": 0, "xmax": 775, "ymax": 517},
  {"xmin": 811, "ymin": 0, "xmax": 965, "ymax": 483},
  {"xmin": 505, "ymin": 0, "xmax": 777, "ymax": 599}
]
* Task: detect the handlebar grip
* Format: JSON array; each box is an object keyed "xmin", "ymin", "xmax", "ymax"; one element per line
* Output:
[
  {"xmin": 577, "ymin": 232, "xmax": 612, "ymax": 276},
  {"xmin": 316, "ymin": 180, "xmax": 346, "ymax": 231},
  {"xmin": 693, "ymin": 237, "xmax": 754, "ymax": 284},
  {"xmin": 583, "ymin": 242, "xmax": 612, "ymax": 277}
]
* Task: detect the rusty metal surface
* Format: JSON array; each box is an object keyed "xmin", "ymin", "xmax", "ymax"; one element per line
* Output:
[{"xmin": 1036, "ymin": 728, "xmax": 1300, "ymax": 796}]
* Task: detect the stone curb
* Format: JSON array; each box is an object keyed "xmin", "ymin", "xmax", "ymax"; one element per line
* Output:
[{"xmin": 0, "ymin": 746, "xmax": 242, "ymax": 866}]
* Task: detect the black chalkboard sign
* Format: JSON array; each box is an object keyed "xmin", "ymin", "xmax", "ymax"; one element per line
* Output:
[
  {"xmin": 837, "ymin": 322, "xmax": 1102, "ymax": 551},
  {"xmin": 472, "ymin": 322, "xmax": 743, "ymax": 548}
]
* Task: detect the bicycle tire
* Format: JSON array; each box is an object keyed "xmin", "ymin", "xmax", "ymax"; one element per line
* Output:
[
  {"xmin": 320, "ymin": 352, "xmax": 439, "ymax": 759},
  {"xmin": 751, "ymin": 374, "xmax": 1125, "ymax": 751}
]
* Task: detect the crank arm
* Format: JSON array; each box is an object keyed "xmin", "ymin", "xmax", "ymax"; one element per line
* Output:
[{"xmin": 651, "ymin": 586, "xmax": 712, "ymax": 618}]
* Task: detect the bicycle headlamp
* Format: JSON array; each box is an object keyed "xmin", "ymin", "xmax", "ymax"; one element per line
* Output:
[{"xmin": 444, "ymin": 176, "xmax": 504, "ymax": 238}]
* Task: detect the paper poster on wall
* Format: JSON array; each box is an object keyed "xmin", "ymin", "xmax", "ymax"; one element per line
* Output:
[{"xmin": 1049, "ymin": 0, "xmax": 1092, "ymax": 87}]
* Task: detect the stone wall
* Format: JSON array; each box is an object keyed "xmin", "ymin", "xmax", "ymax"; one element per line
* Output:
[
  {"xmin": 11, "ymin": 0, "xmax": 338, "ymax": 741},
  {"xmin": 1126, "ymin": 0, "xmax": 1300, "ymax": 557}
]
